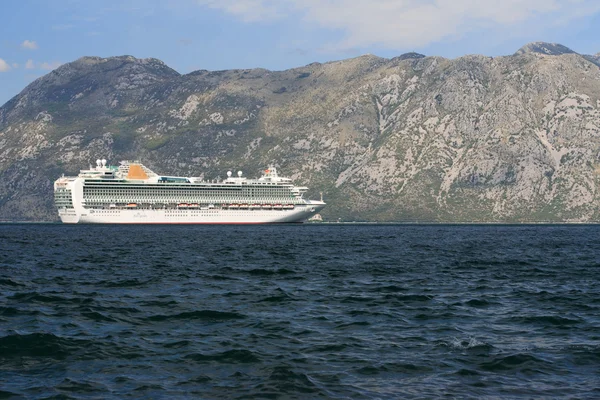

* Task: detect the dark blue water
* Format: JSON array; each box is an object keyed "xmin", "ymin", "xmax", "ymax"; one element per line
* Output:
[{"xmin": 1, "ymin": 224, "xmax": 600, "ymax": 399}]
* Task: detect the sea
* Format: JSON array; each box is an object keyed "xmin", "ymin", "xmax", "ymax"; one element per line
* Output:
[{"xmin": 1, "ymin": 223, "xmax": 599, "ymax": 399}]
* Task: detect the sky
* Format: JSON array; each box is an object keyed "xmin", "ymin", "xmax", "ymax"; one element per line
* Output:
[{"xmin": 1, "ymin": 0, "xmax": 600, "ymax": 106}]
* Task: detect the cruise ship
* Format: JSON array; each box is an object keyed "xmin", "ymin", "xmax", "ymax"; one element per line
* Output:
[{"xmin": 54, "ymin": 159, "xmax": 326, "ymax": 224}]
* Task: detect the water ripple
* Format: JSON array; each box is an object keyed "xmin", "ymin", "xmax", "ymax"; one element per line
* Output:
[{"xmin": 1, "ymin": 224, "xmax": 600, "ymax": 398}]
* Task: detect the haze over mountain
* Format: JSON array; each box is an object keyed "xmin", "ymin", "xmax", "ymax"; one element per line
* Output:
[{"xmin": 1, "ymin": 42, "xmax": 600, "ymax": 222}]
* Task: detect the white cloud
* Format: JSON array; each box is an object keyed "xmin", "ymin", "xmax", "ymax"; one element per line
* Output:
[
  {"xmin": 40, "ymin": 61, "xmax": 63, "ymax": 70},
  {"xmin": 0, "ymin": 58, "xmax": 10, "ymax": 72},
  {"xmin": 197, "ymin": 0, "xmax": 600, "ymax": 49},
  {"xmin": 25, "ymin": 59, "xmax": 35, "ymax": 69},
  {"xmin": 21, "ymin": 40, "xmax": 38, "ymax": 50}
]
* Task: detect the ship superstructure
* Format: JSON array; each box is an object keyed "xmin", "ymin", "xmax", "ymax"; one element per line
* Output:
[{"xmin": 54, "ymin": 159, "xmax": 326, "ymax": 224}]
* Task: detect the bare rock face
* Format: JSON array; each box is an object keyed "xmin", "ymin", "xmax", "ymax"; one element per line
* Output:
[
  {"xmin": 515, "ymin": 42, "xmax": 577, "ymax": 56},
  {"xmin": 586, "ymin": 53, "xmax": 600, "ymax": 67},
  {"xmin": 2, "ymin": 44, "xmax": 600, "ymax": 222}
]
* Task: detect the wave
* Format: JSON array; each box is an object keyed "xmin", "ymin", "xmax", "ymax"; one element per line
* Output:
[
  {"xmin": 567, "ymin": 344, "xmax": 600, "ymax": 364},
  {"xmin": 506, "ymin": 315, "xmax": 582, "ymax": 327},
  {"xmin": 373, "ymin": 285, "xmax": 408, "ymax": 293},
  {"xmin": 384, "ymin": 294, "xmax": 434, "ymax": 302},
  {"xmin": 0, "ymin": 333, "xmax": 87, "ymax": 360},
  {"xmin": 453, "ymin": 368, "xmax": 481, "ymax": 376},
  {"xmin": 0, "ymin": 306, "xmax": 42, "ymax": 317},
  {"xmin": 80, "ymin": 310, "xmax": 117, "ymax": 322},
  {"xmin": 0, "ymin": 278, "xmax": 24, "ymax": 287},
  {"xmin": 246, "ymin": 268, "xmax": 295, "ymax": 276},
  {"xmin": 137, "ymin": 300, "xmax": 179, "ymax": 307},
  {"xmin": 145, "ymin": 310, "xmax": 246, "ymax": 322},
  {"xmin": 478, "ymin": 353, "xmax": 551, "ymax": 372},
  {"xmin": 443, "ymin": 338, "xmax": 494, "ymax": 353},
  {"xmin": 341, "ymin": 296, "xmax": 377, "ymax": 303},
  {"xmin": 96, "ymin": 278, "xmax": 156, "ymax": 288},
  {"xmin": 336, "ymin": 321, "xmax": 371, "ymax": 328},
  {"xmin": 0, "ymin": 390, "xmax": 21, "ymax": 398},
  {"xmin": 7, "ymin": 292, "xmax": 94, "ymax": 305},
  {"xmin": 56, "ymin": 378, "xmax": 107, "ymax": 393},
  {"xmin": 133, "ymin": 384, "xmax": 165, "ymax": 392},
  {"xmin": 162, "ymin": 340, "xmax": 191, "ymax": 349},
  {"xmin": 184, "ymin": 349, "xmax": 260, "ymax": 363},
  {"xmin": 305, "ymin": 343, "xmax": 347, "ymax": 353},
  {"xmin": 464, "ymin": 298, "xmax": 494, "ymax": 307},
  {"xmin": 254, "ymin": 365, "xmax": 323, "ymax": 395},
  {"xmin": 176, "ymin": 375, "xmax": 212, "ymax": 385},
  {"xmin": 257, "ymin": 294, "xmax": 295, "ymax": 303},
  {"xmin": 256, "ymin": 288, "xmax": 295, "ymax": 303},
  {"xmin": 355, "ymin": 362, "xmax": 432, "ymax": 375},
  {"xmin": 0, "ymin": 332, "xmax": 150, "ymax": 363}
]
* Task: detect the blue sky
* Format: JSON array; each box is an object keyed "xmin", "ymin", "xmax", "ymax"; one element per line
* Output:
[{"xmin": 1, "ymin": 0, "xmax": 600, "ymax": 106}]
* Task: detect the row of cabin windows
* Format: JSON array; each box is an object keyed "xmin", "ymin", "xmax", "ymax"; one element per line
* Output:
[
  {"xmin": 84, "ymin": 193, "xmax": 294, "ymax": 198},
  {"xmin": 84, "ymin": 189, "xmax": 289, "ymax": 195},
  {"xmin": 85, "ymin": 197, "xmax": 298, "ymax": 203},
  {"xmin": 84, "ymin": 192, "xmax": 295, "ymax": 201}
]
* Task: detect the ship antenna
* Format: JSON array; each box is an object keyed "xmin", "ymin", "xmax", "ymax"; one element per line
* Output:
[{"xmin": 320, "ymin": 192, "xmax": 323, "ymax": 202}]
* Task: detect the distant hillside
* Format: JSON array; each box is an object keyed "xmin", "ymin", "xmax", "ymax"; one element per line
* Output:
[
  {"xmin": 514, "ymin": 42, "xmax": 577, "ymax": 56},
  {"xmin": 1, "ymin": 43, "xmax": 600, "ymax": 222}
]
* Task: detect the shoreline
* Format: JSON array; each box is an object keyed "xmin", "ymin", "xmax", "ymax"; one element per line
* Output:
[{"xmin": 2, "ymin": 220, "xmax": 600, "ymax": 226}]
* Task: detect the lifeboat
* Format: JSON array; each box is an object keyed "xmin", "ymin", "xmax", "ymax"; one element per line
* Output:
[
  {"xmin": 250, "ymin": 204, "xmax": 261, "ymax": 209},
  {"xmin": 239, "ymin": 204, "xmax": 249, "ymax": 209},
  {"xmin": 283, "ymin": 204, "xmax": 294, "ymax": 209},
  {"xmin": 178, "ymin": 203, "xmax": 188, "ymax": 208},
  {"xmin": 262, "ymin": 204, "xmax": 272, "ymax": 209},
  {"xmin": 229, "ymin": 204, "xmax": 239, "ymax": 209},
  {"xmin": 273, "ymin": 204, "xmax": 283, "ymax": 210},
  {"xmin": 126, "ymin": 203, "xmax": 138, "ymax": 208},
  {"xmin": 188, "ymin": 203, "xmax": 199, "ymax": 208}
]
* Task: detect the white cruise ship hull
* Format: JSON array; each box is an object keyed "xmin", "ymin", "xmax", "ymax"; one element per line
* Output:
[
  {"xmin": 55, "ymin": 160, "xmax": 326, "ymax": 224},
  {"xmin": 58, "ymin": 202, "xmax": 325, "ymax": 224}
]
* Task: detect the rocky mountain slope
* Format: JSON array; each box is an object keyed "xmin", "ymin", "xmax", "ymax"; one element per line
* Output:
[{"xmin": 1, "ymin": 43, "xmax": 600, "ymax": 222}]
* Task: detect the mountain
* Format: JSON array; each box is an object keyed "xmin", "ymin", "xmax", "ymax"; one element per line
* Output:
[
  {"xmin": 585, "ymin": 52, "xmax": 600, "ymax": 67},
  {"xmin": 515, "ymin": 42, "xmax": 577, "ymax": 56},
  {"xmin": 2, "ymin": 43, "xmax": 600, "ymax": 222}
]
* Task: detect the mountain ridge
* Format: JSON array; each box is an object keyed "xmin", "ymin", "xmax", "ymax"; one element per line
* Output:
[
  {"xmin": 1, "ymin": 42, "xmax": 600, "ymax": 222},
  {"xmin": 514, "ymin": 42, "xmax": 577, "ymax": 56}
]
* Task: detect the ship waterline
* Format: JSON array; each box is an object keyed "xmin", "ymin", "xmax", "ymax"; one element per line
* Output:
[{"xmin": 54, "ymin": 159, "xmax": 325, "ymax": 224}]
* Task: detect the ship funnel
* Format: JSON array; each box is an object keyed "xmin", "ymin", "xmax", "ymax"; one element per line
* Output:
[
  {"xmin": 237, "ymin": 171, "xmax": 243, "ymax": 177},
  {"xmin": 96, "ymin": 159, "xmax": 101, "ymax": 167},
  {"xmin": 101, "ymin": 159, "xmax": 107, "ymax": 167}
]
